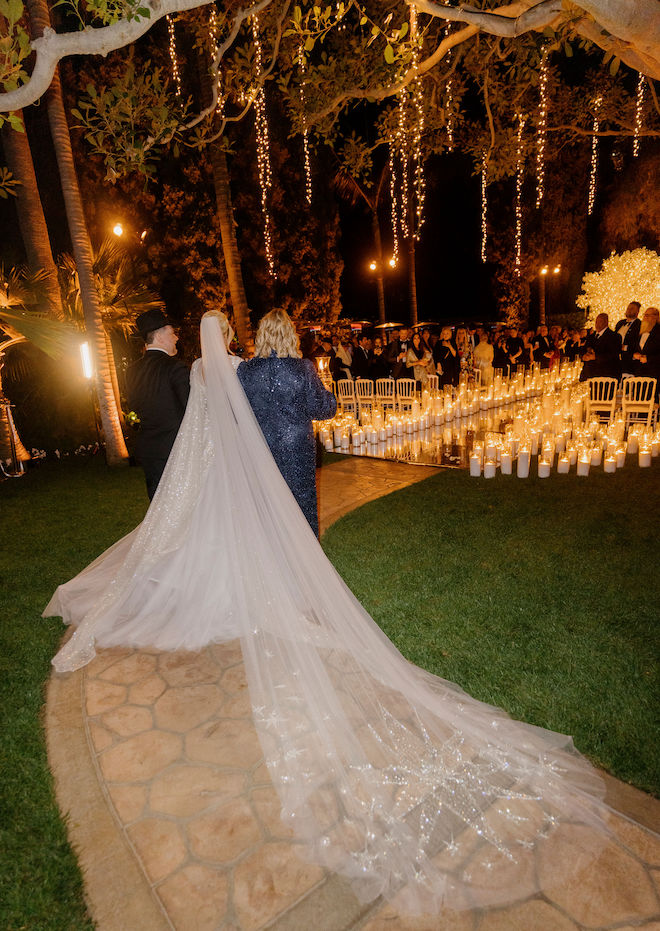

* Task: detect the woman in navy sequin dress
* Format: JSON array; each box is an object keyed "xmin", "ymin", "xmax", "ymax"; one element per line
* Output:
[{"xmin": 238, "ymin": 310, "xmax": 336, "ymax": 536}]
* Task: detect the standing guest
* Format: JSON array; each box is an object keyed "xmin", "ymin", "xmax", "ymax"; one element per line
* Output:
[
  {"xmin": 406, "ymin": 332, "xmax": 433, "ymax": 387},
  {"xmin": 522, "ymin": 329, "xmax": 535, "ymax": 367},
  {"xmin": 455, "ymin": 327, "xmax": 473, "ymax": 378},
  {"xmin": 563, "ymin": 329, "xmax": 582, "ymax": 362},
  {"xmin": 506, "ymin": 326, "xmax": 524, "ymax": 372},
  {"xmin": 334, "ymin": 337, "xmax": 354, "ymax": 381},
  {"xmin": 351, "ymin": 332, "xmax": 372, "ymax": 379},
  {"xmin": 433, "ymin": 326, "xmax": 459, "ymax": 386},
  {"xmin": 580, "ymin": 313, "xmax": 621, "ymax": 381},
  {"xmin": 533, "ymin": 325, "xmax": 554, "ymax": 369},
  {"xmin": 421, "ymin": 328, "xmax": 433, "ymax": 353},
  {"xmin": 369, "ymin": 336, "xmax": 391, "ymax": 380},
  {"xmin": 492, "ymin": 331, "xmax": 509, "ymax": 373},
  {"xmin": 238, "ymin": 309, "xmax": 336, "ymax": 537},
  {"xmin": 473, "ymin": 330, "xmax": 495, "ymax": 386},
  {"xmin": 632, "ymin": 307, "xmax": 660, "ymax": 394},
  {"xmin": 385, "ymin": 328, "xmax": 407, "ymax": 379},
  {"xmin": 126, "ymin": 309, "xmax": 190, "ymax": 500},
  {"xmin": 615, "ymin": 301, "xmax": 642, "ymax": 377}
]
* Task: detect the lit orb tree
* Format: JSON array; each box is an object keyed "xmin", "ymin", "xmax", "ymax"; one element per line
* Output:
[{"xmin": 576, "ymin": 248, "xmax": 660, "ymax": 327}]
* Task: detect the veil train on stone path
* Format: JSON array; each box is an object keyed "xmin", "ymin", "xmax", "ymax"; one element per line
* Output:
[{"xmin": 46, "ymin": 312, "xmax": 630, "ymax": 914}]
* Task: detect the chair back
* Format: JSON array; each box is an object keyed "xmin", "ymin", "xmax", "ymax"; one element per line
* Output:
[
  {"xmin": 426, "ymin": 374, "xmax": 439, "ymax": 394},
  {"xmin": 621, "ymin": 376, "xmax": 657, "ymax": 428},
  {"xmin": 355, "ymin": 379, "xmax": 374, "ymax": 401},
  {"xmin": 337, "ymin": 379, "xmax": 357, "ymax": 413},
  {"xmin": 397, "ymin": 378, "xmax": 416, "ymax": 411},
  {"xmin": 588, "ymin": 377, "xmax": 617, "ymax": 402}
]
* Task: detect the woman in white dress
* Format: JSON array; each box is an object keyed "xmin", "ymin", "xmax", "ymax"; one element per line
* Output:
[
  {"xmin": 45, "ymin": 311, "xmax": 628, "ymax": 916},
  {"xmin": 473, "ymin": 330, "xmax": 495, "ymax": 386}
]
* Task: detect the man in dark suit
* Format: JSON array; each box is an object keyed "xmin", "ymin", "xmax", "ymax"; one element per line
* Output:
[
  {"xmin": 632, "ymin": 306, "xmax": 660, "ymax": 397},
  {"xmin": 580, "ymin": 313, "xmax": 621, "ymax": 381},
  {"xmin": 126, "ymin": 309, "xmax": 190, "ymax": 499},
  {"xmin": 615, "ymin": 301, "xmax": 641, "ymax": 376},
  {"xmin": 351, "ymin": 333, "xmax": 372, "ymax": 379}
]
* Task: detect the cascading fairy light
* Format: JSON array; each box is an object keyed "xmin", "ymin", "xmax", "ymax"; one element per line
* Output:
[
  {"xmin": 208, "ymin": 8, "xmax": 225, "ymax": 116},
  {"xmin": 480, "ymin": 151, "xmax": 488, "ymax": 262},
  {"xmin": 389, "ymin": 143, "xmax": 400, "ymax": 265},
  {"xmin": 252, "ymin": 15, "xmax": 276, "ymax": 277},
  {"xmin": 166, "ymin": 15, "xmax": 182, "ymax": 97},
  {"xmin": 298, "ymin": 43, "xmax": 312, "ymax": 205},
  {"xmin": 515, "ymin": 113, "xmax": 525, "ymax": 275},
  {"xmin": 588, "ymin": 96, "xmax": 602, "ymax": 216},
  {"xmin": 535, "ymin": 48, "xmax": 549, "ymax": 208},
  {"xmin": 397, "ymin": 90, "xmax": 410, "ymax": 240},
  {"xmin": 633, "ymin": 73, "xmax": 645, "ymax": 157},
  {"xmin": 443, "ymin": 2, "xmax": 454, "ymax": 152},
  {"xmin": 410, "ymin": 5, "xmax": 426, "ymax": 238}
]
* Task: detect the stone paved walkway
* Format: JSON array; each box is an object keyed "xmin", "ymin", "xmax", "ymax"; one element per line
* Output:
[{"xmin": 46, "ymin": 458, "xmax": 660, "ymax": 931}]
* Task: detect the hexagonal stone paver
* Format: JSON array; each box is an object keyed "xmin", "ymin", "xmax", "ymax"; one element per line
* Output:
[
  {"xmin": 98, "ymin": 652, "xmax": 158, "ymax": 684},
  {"xmin": 157, "ymin": 864, "xmax": 230, "ymax": 931},
  {"xmin": 233, "ymin": 841, "xmax": 324, "ymax": 930},
  {"xmin": 154, "ymin": 684, "xmax": 224, "ymax": 732},
  {"xmin": 538, "ymin": 823, "xmax": 658, "ymax": 926},
  {"xmin": 88, "ymin": 720, "xmax": 115, "ymax": 752},
  {"xmin": 251, "ymin": 786, "xmax": 296, "ymax": 841},
  {"xmin": 127, "ymin": 817, "xmax": 187, "ymax": 882},
  {"xmin": 108, "ymin": 784, "xmax": 148, "ymax": 823},
  {"xmin": 186, "ymin": 717, "xmax": 262, "ymax": 768},
  {"xmin": 98, "ymin": 730, "xmax": 182, "ymax": 782},
  {"xmin": 362, "ymin": 905, "xmax": 472, "ymax": 931},
  {"xmin": 101, "ymin": 704, "xmax": 153, "ymax": 737},
  {"xmin": 478, "ymin": 899, "xmax": 579, "ymax": 930},
  {"xmin": 85, "ymin": 647, "xmax": 134, "ymax": 677},
  {"xmin": 158, "ymin": 652, "xmax": 221, "ymax": 687},
  {"xmin": 608, "ymin": 812, "xmax": 660, "ymax": 867},
  {"xmin": 150, "ymin": 766, "xmax": 245, "ymax": 817},
  {"xmin": 128, "ymin": 672, "xmax": 168, "ymax": 705},
  {"xmin": 85, "ymin": 679, "xmax": 127, "ymax": 716},
  {"xmin": 221, "ymin": 664, "xmax": 249, "ymax": 695},
  {"xmin": 188, "ymin": 797, "xmax": 262, "ymax": 863},
  {"xmin": 208, "ymin": 641, "xmax": 243, "ymax": 668}
]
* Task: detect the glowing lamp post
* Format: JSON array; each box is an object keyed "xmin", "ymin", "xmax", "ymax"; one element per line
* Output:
[
  {"xmin": 539, "ymin": 263, "xmax": 561, "ymax": 325},
  {"xmin": 80, "ymin": 342, "xmax": 101, "ymax": 443},
  {"xmin": 368, "ymin": 257, "xmax": 397, "ymax": 326}
]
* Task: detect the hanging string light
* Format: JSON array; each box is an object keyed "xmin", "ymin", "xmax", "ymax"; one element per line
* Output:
[
  {"xmin": 633, "ymin": 73, "xmax": 645, "ymax": 158},
  {"xmin": 389, "ymin": 142, "xmax": 400, "ymax": 266},
  {"xmin": 443, "ymin": 2, "xmax": 454, "ymax": 152},
  {"xmin": 588, "ymin": 96, "xmax": 602, "ymax": 216},
  {"xmin": 535, "ymin": 47, "xmax": 549, "ymax": 208},
  {"xmin": 208, "ymin": 8, "xmax": 225, "ymax": 116},
  {"xmin": 252, "ymin": 15, "xmax": 276, "ymax": 277},
  {"xmin": 396, "ymin": 89, "xmax": 410, "ymax": 241},
  {"xmin": 410, "ymin": 5, "xmax": 426, "ymax": 238},
  {"xmin": 166, "ymin": 15, "xmax": 182, "ymax": 98},
  {"xmin": 298, "ymin": 44, "xmax": 312, "ymax": 205},
  {"xmin": 480, "ymin": 150, "xmax": 488, "ymax": 263},
  {"xmin": 515, "ymin": 113, "xmax": 525, "ymax": 276}
]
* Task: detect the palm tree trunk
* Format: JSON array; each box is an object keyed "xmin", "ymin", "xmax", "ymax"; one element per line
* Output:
[
  {"xmin": 371, "ymin": 209, "xmax": 386, "ymax": 325},
  {"xmin": 104, "ymin": 328, "xmax": 123, "ymax": 417},
  {"xmin": 25, "ymin": 0, "xmax": 128, "ymax": 465},
  {"xmin": 1, "ymin": 117, "xmax": 64, "ymax": 319},
  {"xmin": 0, "ymin": 342, "xmax": 31, "ymax": 465}
]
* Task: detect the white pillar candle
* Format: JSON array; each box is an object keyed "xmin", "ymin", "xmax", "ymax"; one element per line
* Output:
[
  {"xmin": 537, "ymin": 459, "xmax": 551, "ymax": 478},
  {"xmin": 386, "ymin": 422, "xmax": 394, "ymax": 437},
  {"xmin": 557, "ymin": 456, "xmax": 570, "ymax": 473},
  {"xmin": 483, "ymin": 459, "xmax": 497, "ymax": 478},
  {"xmin": 396, "ymin": 420, "xmax": 404, "ymax": 436},
  {"xmin": 368, "ymin": 428, "xmax": 378, "ymax": 444},
  {"xmin": 469, "ymin": 454, "xmax": 482, "ymax": 477},
  {"xmin": 324, "ymin": 437, "xmax": 333, "ymax": 451},
  {"xmin": 516, "ymin": 450, "xmax": 531, "ymax": 478},
  {"xmin": 639, "ymin": 447, "xmax": 652, "ymax": 468},
  {"xmin": 555, "ymin": 434, "xmax": 566, "ymax": 454},
  {"xmin": 500, "ymin": 452, "xmax": 512, "ymax": 474},
  {"xmin": 577, "ymin": 456, "xmax": 590, "ymax": 476},
  {"xmin": 530, "ymin": 435, "xmax": 539, "ymax": 456},
  {"xmin": 651, "ymin": 439, "xmax": 660, "ymax": 458},
  {"xmin": 627, "ymin": 434, "xmax": 639, "ymax": 454},
  {"xmin": 333, "ymin": 427, "xmax": 342, "ymax": 447},
  {"xmin": 378, "ymin": 427, "xmax": 387, "ymax": 442},
  {"xmin": 615, "ymin": 447, "xmax": 626, "ymax": 468},
  {"xmin": 603, "ymin": 456, "xmax": 616, "ymax": 473},
  {"xmin": 485, "ymin": 443, "xmax": 497, "ymax": 461},
  {"xmin": 340, "ymin": 433, "xmax": 350, "ymax": 450},
  {"xmin": 590, "ymin": 447, "xmax": 602, "ymax": 466}
]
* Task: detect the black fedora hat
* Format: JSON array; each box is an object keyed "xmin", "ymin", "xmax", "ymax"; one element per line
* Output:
[{"xmin": 136, "ymin": 309, "xmax": 171, "ymax": 340}]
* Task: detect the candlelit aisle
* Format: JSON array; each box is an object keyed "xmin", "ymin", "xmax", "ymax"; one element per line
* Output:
[{"xmin": 1, "ymin": 456, "xmax": 658, "ymax": 929}]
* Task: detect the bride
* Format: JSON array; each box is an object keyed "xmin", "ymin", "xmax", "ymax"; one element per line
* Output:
[{"xmin": 46, "ymin": 311, "xmax": 622, "ymax": 914}]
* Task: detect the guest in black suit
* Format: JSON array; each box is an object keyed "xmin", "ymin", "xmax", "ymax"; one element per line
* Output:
[
  {"xmin": 632, "ymin": 307, "xmax": 660, "ymax": 396},
  {"xmin": 126, "ymin": 309, "xmax": 190, "ymax": 500},
  {"xmin": 385, "ymin": 328, "xmax": 407, "ymax": 379},
  {"xmin": 615, "ymin": 301, "xmax": 642, "ymax": 376},
  {"xmin": 533, "ymin": 326, "xmax": 553, "ymax": 369},
  {"xmin": 351, "ymin": 333, "xmax": 372, "ymax": 380},
  {"xmin": 238, "ymin": 309, "xmax": 336, "ymax": 537},
  {"xmin": 579, "ymin": 313, "xmax": 621, "ymax": 381},
  {"xmin": 369, "ymin": 336, "xmax": 391, "ymax": 380}
]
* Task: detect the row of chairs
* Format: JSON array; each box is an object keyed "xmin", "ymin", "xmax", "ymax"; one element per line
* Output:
[
  {"xmin": 336, "ymin": 377, "xmax": 441, "ymax": 416},
  {"xmin": 585, "ymin": 377, "xmax": 657, "ymax": 428}
]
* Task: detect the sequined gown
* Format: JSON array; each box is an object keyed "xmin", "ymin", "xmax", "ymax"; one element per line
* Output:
[{"xmin": 237, "ymin": 354, "xmax": 336, "ymax": 536}]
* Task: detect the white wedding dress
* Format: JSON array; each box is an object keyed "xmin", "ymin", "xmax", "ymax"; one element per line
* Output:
[{"xmin": 46, "ymin": 313, "xmax": 620, "ymax": 914}]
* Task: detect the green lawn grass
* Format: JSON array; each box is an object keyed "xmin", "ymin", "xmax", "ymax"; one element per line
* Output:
[{"xmin": 1, "ymin": 455, "xmax": 658, "ymax": 928}]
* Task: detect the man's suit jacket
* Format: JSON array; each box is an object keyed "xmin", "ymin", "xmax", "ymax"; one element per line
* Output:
[
  {"xmin": 615, "ymin": 318, "xmax": 641, "ymax": 373},
  {"xmin": 580, "ymin": 328, "xmax": 621, "ymax": 381},
  {"xmin": 631, "ymin": 324, "xmax": 660, "ymax": 389},
  {"xmin": 126, "ymin": 349, "xmax": 190, "ymax": 464},
  {"xmin": 351, "ymin": 346, "xmax": 371, "ymax": 379}
]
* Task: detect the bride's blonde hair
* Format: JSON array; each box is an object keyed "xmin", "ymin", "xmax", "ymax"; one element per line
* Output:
[
  {"xmin": 203, "ymin": 310, "xmax": 234, "ymax": 346},
  {"xmin": 254, "ymin": 309, "xmax": 301, "ymax": 359}
]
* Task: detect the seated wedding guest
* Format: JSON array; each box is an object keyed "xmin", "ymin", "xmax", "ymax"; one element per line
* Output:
[
  {"xmin": 433, "ymin": 326, "xmax": 459, "ymax": 386},
  {"xmin": 127, "ymin": 309, "xmax": 190, "ymax": 500},
  {"xmin": 351, "ymin": 332, "xmax": 372, "ymax": 379},
  {"xmin": 406, "ymin": 332, "xmax": 433, "ymax": 387},
  {"xmin": 580, "ymin": 312, "xmax": 621, "ymax": 381},
  {"xmin": 632, "ymin": 306, "xmax": 660, "ymax": 395},
  {"xmin": 370, "ymin": 336, "xmax": 391, "ymax": 380},
  {"xmin": 616, "ymin": 301, "xmax": 642, "ymax": 376},
  {"xmin": 473, "ymin": 329, "xmax": 495, "ymax": 386},
  {"xmin": 238, "ymin": 309, "xmax": 337, "ymax": 536},
  {"xmin": 533, "ymin": 325, "xmax": 554, "ymax": 369}
]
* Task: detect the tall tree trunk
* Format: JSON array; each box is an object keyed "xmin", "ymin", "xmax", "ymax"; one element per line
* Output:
[
  {"xmin": 26, "ymin": 0, "xmax": 128, "ymax": 465},
  {"xmin": 0, "ymin": 342, "xmax": 31, "ymax": 466},
  {"xmin": 408, "ymin": 235, "xmax": 418, "ymax": 326},
  {"xmin": 104, "ymin": 328, "xmax": 123, "ymax": 417},
  {"xmin": 1, "ymin": 117, "xmax": 64, "ymax": 319},
  {"xmin": 370, "ymin": 209, "xmax": 386, "ymax": 325},
  {"xmin": 209, "ymin": 145, "xmax": 253, "ymax": 350}
]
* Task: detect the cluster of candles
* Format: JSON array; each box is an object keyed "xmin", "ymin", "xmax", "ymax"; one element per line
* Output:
[{"xmin": 316, "ymin": 363, "xmax": 658, "ymax": 479}]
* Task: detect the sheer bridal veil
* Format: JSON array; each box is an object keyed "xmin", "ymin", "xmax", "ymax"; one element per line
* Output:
[{"xmin": 48, "ymin": 313, "xmax": 614, "ymax": 914}]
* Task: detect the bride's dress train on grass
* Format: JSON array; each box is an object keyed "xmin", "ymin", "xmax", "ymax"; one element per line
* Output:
[{"xmin": 46, "ymin": 313, "xmax": 620, "ymax": 914}]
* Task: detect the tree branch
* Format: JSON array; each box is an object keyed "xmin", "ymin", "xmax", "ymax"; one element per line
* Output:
[{"xmin": 409, "ymin": 0, "xmax": 562, "ymax": 38}]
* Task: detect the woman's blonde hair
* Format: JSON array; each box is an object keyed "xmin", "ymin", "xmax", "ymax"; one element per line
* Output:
[
  {"xmin": 254, "ymin": 309, "xmax": 301, "ymax": 359},
  {"xmin": 203, "ymin": 310, "xmax": 234, "ymax": 346}
]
